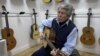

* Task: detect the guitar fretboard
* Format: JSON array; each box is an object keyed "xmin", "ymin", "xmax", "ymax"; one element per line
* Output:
[{"xmin": 44, "ymin": 36, "xmax": 56, "ymax": 49}]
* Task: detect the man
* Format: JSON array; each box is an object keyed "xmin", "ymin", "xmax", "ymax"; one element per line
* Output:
[{"xmin": 32, "ymin": 4, "xmax": 79, "ymax": 56}]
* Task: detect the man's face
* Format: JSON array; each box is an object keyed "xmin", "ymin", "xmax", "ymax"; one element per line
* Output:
[{"xmin": 57, "ymin": 9, "xmax": 69, "ymax": 22}]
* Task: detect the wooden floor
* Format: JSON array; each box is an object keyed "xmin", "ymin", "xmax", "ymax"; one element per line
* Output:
[{"xmin": 14, "ymin": 44, "xmax": 100, "ymax": 56}]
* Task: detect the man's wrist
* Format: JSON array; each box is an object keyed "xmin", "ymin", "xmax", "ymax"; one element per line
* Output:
[{"xmin": 61, "ymin": 51, "xmax": 69, "ymax": 56}]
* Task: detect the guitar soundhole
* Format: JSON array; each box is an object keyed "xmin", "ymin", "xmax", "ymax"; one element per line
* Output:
[
  {"xmin": 7, "ymin": 43, "xmax": 8, "ymax": 45},
  {"xmin": 7, "ymin": 33, "xmax": 10, "ymax": 37},
  {"xmin": 84, "ymin": 38, "xmax": 91, "ymax": 41},
  {"xmin": 11, "ymin": 42, "xmax": 13, "ymax": 43},
  {"xmin": 86, "ymin": 31, "xmax": 90, "ymax": 33},
  {"xmin": 89, "ymin": 38, "xmax": 91, "ymax": 40}
]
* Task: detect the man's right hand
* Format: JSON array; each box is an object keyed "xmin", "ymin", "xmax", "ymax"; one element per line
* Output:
[
  {"xmin": 39, "ymin": 32, "xmax": 45, "ymax": 39},
  {"xmin": 50, "ymin": 49, "xmax": 57, "ymax": 56}
]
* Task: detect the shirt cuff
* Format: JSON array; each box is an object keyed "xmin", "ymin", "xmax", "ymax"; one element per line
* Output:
[
  {"xmin": 39, "ymin": 28, "xmax": 43, "ymax": 33},
  {"xmin": 61, "ymin": 47, "xmax": 72, "ymax": 55}
]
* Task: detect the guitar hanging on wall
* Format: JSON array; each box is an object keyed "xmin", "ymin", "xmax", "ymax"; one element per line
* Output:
[
  {"xmin": 31, "ymin": 9, "xmax": 39, "ymax": 39},
  {"xmin": 80, "ymin": 8, "xmax": 95, "ymax": 45},
  {"xmin": 42, "ymin": 0, "xmax": 52, "ymax": 4},
  {"xmin": 1, "ymin": 5, "xmax": 16, "ymax": 51}
]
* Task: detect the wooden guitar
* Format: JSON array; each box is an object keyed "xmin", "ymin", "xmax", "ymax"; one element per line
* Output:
[
  {"xmin": 1, "ymin": 5, "xmax": 16, "ymax": 51},
  {"xmin": 55, "ymin": 0, "xmax": 64, "ymax": 3},
  {"xmin": 80, "ymin": 8, "xmax": 95, "ymax": 45},
  {"xmin": 31, "ymin": 9, "xmax": 39, "ymax": 39},
  {"xmin": 42, "ymin": 0, "xmax": 52, "ymax": 4}
]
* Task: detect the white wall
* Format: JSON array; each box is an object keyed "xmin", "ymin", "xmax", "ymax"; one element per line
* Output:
[{"xmin": 0, "ymin": 0, "xmax": 100, "ymax": 55}]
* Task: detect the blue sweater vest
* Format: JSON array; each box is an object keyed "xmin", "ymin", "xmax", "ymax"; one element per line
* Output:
[{"xmin": 52, "ymin": 19, "xmax": 76, "ymax": 49}]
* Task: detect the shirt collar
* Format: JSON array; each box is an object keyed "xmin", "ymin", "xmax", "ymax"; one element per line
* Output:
[{"xmin": 55, "ymin": 17, "xmax": 69, "ymax": 26}]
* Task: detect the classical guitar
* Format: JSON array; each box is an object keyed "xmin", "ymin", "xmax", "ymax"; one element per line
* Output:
[
  {"xmin": 55, "ymin": 0, "xmax": 64, "ymax": 3},
  {"xmin": 42, "ymin": 0, "xmax": 52, "ymax": 4},
  {"xmin": 31, "ymin": 9, "xmax": 39, "ymax": 39},
  {"xmin": 80, "ymin": 8, "xmax": 95, "ymax": 45},
  {"xmin": 1, "ymin": 5, "xmax": 16, "ymax": 51}
]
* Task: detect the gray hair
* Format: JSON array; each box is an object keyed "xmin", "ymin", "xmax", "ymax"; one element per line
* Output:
[{"xmin": 57, "ymin": 4, "xmax": 73, "ymax": 17}]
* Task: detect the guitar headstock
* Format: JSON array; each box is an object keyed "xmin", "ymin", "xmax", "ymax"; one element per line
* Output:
[
  {"xmin": 32, "ymin": 8, "xmax": 37, "ymax": 15},
  {"xmin": 2, "ymin": 5, "xmax": 7, "ymax": 11},
  {"xmin": 1, "ymin": 5, "xmax": 9, "ymax": 14},
  {"xmin": 87, "ymin": 8, "xmax": 92, "ymax": 16},
  {"xmin": 45, "ymin": 9, "xmax": 49, "ymax": 19}
]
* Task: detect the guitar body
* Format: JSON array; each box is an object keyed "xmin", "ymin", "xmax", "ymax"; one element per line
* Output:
[
  {"xmin": 44, "ymin": 27, "xmax": 55, "ymax": 42},
  {"xmin": 32, "ymin": 24, "xmax": 39, "ymax": 39},
  {"xmin": 43, "ymin": 0, "xmax": 52, "ymax": 4},
  {"xmin": 80, "ymin": 27, "xmax": 95, "ymax": 45},
  {"xmin": 43, "ymin": 28, "xmax": 66, "ymax": 56},
  {"xmin": 55, "ymin": 0, "xmax": 64, "ymax": 3},
  {"xmin": 1, "ymin": 27, "xmax": 16, "ymax": 51},
  {"xmin": 42, "ymin": 27, "xmax": 55, "ymax": 47}
]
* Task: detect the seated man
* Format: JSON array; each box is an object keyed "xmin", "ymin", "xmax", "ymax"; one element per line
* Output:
[{"xmin": 32, "ymin": 3, "xmax": 80, "ymax": 56}]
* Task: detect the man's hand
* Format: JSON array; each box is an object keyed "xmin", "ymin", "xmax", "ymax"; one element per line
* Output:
[
  {"xmin": 50, "ymin": 49, "xmax": 68, "ymax": 56},
  {"xmin": 39, "ymin": 32, "xmax": 45, "ymax": 38},
  {"xmin": 50, "ymin": 49, "xmax": 58, "ymax": 56},
  {"xmin": 60, "ymin": 51, "xmax": 68, "ymax": 56}
]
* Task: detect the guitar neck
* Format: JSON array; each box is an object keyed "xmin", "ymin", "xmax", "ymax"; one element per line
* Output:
[
  {"xmin": 72, "ymin": 13, "xmax": 75, "ymax": 23},
  {"xmin": 45, "ymin": 36, "xmax": 56, "ymax": 49},
  {"xmin": 33, "ymin": 9, "xmax": 37, "ymax": 30},
  {"xmin": 87, "ymin": 16, "xmax": 91, "ymax": 30},
  {"xmin": 87, "ymin": 8, "xmax": 92, "ymax": 31},
  {"xmin": 45, "ymin": 10, "xmax": 49, "ymax": 19},
  {"xmin": 5, "ymin": 13, "xmax": 10, "ymax": 29},
  {"xmin": 72, "ymin": 9, "xmax": 75, "ymax": 23},
  {"xmin": 34, "ymin": 15, "xmax": 37, "ymax": 24}
]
